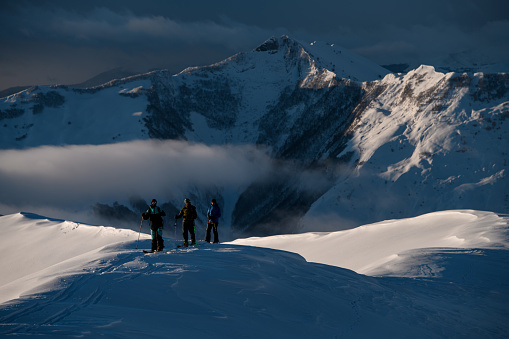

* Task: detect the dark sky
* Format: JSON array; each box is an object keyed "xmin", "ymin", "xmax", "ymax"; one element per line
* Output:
[{"xmin": 1, "ymin": 0, "xmax": 508, "ymax": 91}]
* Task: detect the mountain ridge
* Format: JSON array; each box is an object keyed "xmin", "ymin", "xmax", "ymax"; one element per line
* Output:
[{"xmin": 0, "ymin": 35, "xmax": 507, "ymax": 235}]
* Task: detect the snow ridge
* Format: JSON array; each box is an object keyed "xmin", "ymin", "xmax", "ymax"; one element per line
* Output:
[{"xmin": 0, "ymin": 210, "xmax": 508, "ymax": 338}]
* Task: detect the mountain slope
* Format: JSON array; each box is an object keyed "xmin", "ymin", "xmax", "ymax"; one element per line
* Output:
[{"xmin": 303, "ymin": 66, "xmax": 509, "ymax": 228}]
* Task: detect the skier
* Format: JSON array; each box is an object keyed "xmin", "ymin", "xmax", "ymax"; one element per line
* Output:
[
  {"xmin": 142, "ymin": 199, "xmax": 166, "ymax": 252},
  {"xmin": 205, "ymin": 199, "xmax": 221, "ymax": 243},
  {"xmin": 175, "ymin": 198, "xmax": 197, "ymax": 247}
]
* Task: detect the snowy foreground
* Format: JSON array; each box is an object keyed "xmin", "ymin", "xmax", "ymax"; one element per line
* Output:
[{"xmin": 0, "ymin": 210, "xmax": 508, "ymax": 338}]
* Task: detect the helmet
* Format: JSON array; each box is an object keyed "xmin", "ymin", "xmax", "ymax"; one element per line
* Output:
[
  {"xmin": 184, "ymin": 198, "xmax": 190, "ymax": 203},
  {"xmin": 151, "ymin": 199, "xmax": 157, "ymax": 204}
]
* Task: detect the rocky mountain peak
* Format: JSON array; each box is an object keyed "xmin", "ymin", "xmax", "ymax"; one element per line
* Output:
[{"xmin": 254, "ymin": 35, "xmax": 297, "ymax": 52}]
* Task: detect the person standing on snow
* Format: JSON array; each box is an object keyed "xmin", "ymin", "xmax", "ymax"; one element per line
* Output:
[
  {"xmin": 142, "ymin": 199, "xmax": 166, "ymax": 252},
  {"xmin": 175, "ymin": 198, "xmax": 197, "ymax": 247},
  {"xmin": 205, "ymin": 199, "xmax": 221, "ymax": 243}
]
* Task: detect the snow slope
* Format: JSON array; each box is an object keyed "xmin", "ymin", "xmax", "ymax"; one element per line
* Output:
[
  {"xmin": 0, "ymin": 80, "xmax": 152, "ymax": 149},
  {"xmin": 1, "ymin": 210, "xmax": 508, "ymax": 338},
  {"xmin": 0, "ymin": 213, "xmax": 148, "ymax": 305}
]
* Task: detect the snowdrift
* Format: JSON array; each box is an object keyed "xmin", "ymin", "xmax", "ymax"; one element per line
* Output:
[{"xmin": 231, "ymin": 210, "xmax": 509, "ymax": 275}]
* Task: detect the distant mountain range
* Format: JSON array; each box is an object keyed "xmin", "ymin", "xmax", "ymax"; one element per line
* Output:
[
  {"xmin": 0, "ymin": 68, "xmax": 138, "ymax": 99},
  {"xmin": 1, "ymin": 35, "xmax": 507, "ymax": 236}
]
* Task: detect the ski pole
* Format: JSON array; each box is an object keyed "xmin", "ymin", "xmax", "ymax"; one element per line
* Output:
[
  {"xmin": 136, "ymin": 217, "xmax": 143, "ymax": 249},
  {"xmin": 174, "ymin": 220, "xmax": 177, "ymax": 247}
]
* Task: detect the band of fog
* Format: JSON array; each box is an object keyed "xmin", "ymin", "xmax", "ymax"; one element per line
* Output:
[{"xmin": 0, "ymin": 140, "xmax": 275, "ymax": 207}]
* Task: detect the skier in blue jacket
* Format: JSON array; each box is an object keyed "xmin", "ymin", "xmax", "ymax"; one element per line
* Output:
[{"xmin": 205, "ymin": 199, "xmax": 221, "ymax": 243}]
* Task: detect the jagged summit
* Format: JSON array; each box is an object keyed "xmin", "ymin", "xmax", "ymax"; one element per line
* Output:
[
  {"xmin": 0, "ymin": 35, "xmax": 387, "ymax": 99},
  {"xmin": 254, "ymin": 35, "xmax": 297, "ymax": 52},
  {"xmin": 173, "ymin": 35, "xmax": 388, "ymax": 84},
  {"xmin": 252, "ymin": 35, "xmax": 389, "ymax": 82}
]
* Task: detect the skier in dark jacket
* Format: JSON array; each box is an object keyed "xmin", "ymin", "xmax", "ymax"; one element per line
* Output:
[
  {"xmin": 175, "ymin": 198, "xmax": 197, "ymax": 247},
  {"xmin": 205, "ymin": 199, "xmax": 221, "ymax": 243},
  {"xmin": 142, "ymin": 199, "xmax": 166, "ymax": 252}
]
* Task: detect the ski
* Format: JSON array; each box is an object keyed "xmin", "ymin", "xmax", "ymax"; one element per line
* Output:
[
  {"xmin": 175, "ymin": 243, "xmax": 197, "ymax": 249},
  {"xmin": 171, "ymin": 240, "xmax": 211, "ymax": 249},
  {"xmin": 175, "ymin": 241, "xmax": 208, "ymax": 249}
]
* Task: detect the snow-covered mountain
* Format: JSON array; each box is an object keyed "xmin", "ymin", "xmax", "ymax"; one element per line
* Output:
[
  {"xmin": 1, "ymin": 210, "xmax": 508, "ymax": 337},
  {"xmin": 0, "ymin": 35, "xmax": 507, "ymax": 236},
  {"xmin": 0, "ymin": 35, "xmax": 388, "ymax": 149}
]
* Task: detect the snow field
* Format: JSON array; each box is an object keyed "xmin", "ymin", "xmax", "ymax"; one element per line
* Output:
[{"xmin": 0, "ymin": 210, "xmax": 508, "ymax": 338}]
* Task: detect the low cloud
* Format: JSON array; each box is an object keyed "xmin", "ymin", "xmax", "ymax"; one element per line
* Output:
[
  {"xmin": 0, "ymin": 140, "xmax": 274, "ymax": 210},
  {"xmin": 0, "ymin": 139, "xmax": 339, "ymax": 230}
]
